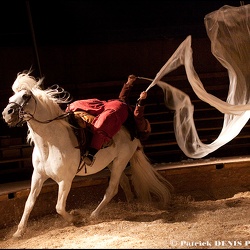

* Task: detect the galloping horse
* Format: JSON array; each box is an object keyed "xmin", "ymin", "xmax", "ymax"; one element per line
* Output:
[{"xmin": 2, "ymin": 72, "xmax": 173, "ymax": 238}]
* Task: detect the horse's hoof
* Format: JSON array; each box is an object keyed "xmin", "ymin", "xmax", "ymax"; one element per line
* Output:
[
  {"xmin": 13, "ymin": 231, "xmax": 23, "ymax": 239},
  {"xmin": 73, "ymin": 218, "xmax": 87, "ymax": 227},
  {"xmin": 70, "ymin": 209, "xmax": 85, "ymax": 226},
  {"xmin": 70, "ymin": 209, "xmax": 81, "ymax": 216},
  {"xmin": 90, "ymin": 211, "xmax": 98, "ymax": 220}
]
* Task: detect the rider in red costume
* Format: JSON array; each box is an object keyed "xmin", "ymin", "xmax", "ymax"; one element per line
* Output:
[
  {"xmin": 67, "ymin": 75, "xmax": 151, "ymax": 166},
  {"xmin": 68, "ymin": 98, "xmax": 128, "ymax": 149}
]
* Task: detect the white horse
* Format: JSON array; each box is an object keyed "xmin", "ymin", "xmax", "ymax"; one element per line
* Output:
[{"xmin": 2, "ymin": 72, "xmax": 173, "ymax": 238}]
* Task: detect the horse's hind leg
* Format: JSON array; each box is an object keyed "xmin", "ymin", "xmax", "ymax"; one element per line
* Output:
[
  {"xmin": 119, "ymin": 172, "xmax": 134, "ymax": 202},
  {"xmin": 90, "ymin": 161, "xmax": 126, "ymax": 219},
  {"xmin": 13, "ymin": 171, "xmax": 47, "ymax": 238}
]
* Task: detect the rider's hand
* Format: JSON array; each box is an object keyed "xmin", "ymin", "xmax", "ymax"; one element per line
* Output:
[
  {"xmin": 139, "ymin": 91, "xmax": 147, "ymax": 100},
  {"xmin": 127, "ymin": 74, "xmax": 137, "ymax": 86}
]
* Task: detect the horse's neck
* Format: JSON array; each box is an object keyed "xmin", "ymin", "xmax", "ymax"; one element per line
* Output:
[
  {"xmin": 27, "ymin": 120, "xmax": 75, "ymax": 148},
  {"xmin": 27, "ymin": 99, "xmax": 68, "ymax": 141}
]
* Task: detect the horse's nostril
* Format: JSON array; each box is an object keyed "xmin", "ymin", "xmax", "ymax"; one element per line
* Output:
[{"xmin": 8, "ymin": 108, "xmax": 14, "ymax": 115}]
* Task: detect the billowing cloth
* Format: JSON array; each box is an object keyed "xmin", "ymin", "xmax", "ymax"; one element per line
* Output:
[
  {"xmin": 144, "ymin": 4, "xmax": 250, "ymax": 158},
  {"xmin": 67, "ymin": 99, "xmax": 129, "ymax": 149}
]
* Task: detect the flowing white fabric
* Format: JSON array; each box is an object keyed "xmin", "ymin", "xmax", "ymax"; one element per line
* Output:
[{"xmin": 145, "ymin": 4, "xmax": 250, "ymax": 158}]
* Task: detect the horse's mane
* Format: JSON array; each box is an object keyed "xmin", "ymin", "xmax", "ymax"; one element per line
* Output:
[
  {"xmin": 12, "ymin": 70, "xmax": 43, "ymax": 93},
  {"xmin": 13, "ymin": 71, "xmax": 73, "ymax": 144},
  {"xmin": 12, "ymin": 70, "xmax": 72, "ymax": 104}
]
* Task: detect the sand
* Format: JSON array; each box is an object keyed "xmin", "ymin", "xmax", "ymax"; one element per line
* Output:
[{"xmin": 1, "ymin": 191, "xmax": 250, "ymax": 249}]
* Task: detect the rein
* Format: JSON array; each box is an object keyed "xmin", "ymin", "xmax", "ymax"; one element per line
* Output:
[{"xmin": 25, "ymin": 112, "xmax": 71, "ymax": 124}]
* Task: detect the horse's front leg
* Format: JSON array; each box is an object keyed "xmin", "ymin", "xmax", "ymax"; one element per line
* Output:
[
  {"xmin": 56, "ymin": 179, "xmax": 80, "ymax": 224},
  {"xmin": 13, "ymin": 171, "xmax": 47, "ymax": 238}
]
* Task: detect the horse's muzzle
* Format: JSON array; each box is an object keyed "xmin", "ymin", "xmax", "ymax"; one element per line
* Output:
[{"xmin": 2, "ymin": 104, "xmax": 21, "ymax": 127}]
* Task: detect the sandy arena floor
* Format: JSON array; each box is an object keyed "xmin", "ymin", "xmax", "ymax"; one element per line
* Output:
[{"xmin": 1, "ymin": 190, "xmax": 250, "ymax": 249}]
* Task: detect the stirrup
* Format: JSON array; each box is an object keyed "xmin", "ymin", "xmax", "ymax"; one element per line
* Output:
[{"xmin": 83, "ymin": 152, "xmax": 95, "ymax": 166}]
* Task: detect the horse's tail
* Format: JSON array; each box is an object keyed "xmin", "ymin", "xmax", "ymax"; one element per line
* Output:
[{"xmin": 129, "ymin": 146, "xmax": 174, "ymax": 207}]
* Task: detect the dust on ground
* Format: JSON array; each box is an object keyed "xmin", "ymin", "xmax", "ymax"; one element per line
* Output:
[{"xmin": 1, "ymin": 191, "xmax": 250, "ymax": 249}]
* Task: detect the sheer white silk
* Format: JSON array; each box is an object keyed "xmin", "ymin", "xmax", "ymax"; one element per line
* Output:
[{"xmin": 145, "ymin": 4, "xmax": 250, "ymax": 158}]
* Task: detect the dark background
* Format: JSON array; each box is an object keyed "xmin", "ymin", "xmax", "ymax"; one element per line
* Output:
[
  {"xmin": 0, "ymin": 0, "xmax": 245, "ymax": 81},
  {"xmin": 1, "ymin": 0, "xmax": 244, "ymax": 46}
]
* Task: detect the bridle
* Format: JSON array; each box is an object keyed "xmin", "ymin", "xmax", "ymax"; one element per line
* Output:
[
  {"xmin": 8, "ymin": 90, "xmax": 84, "ymax": 173},
  {"xmin": 8, "ymin": 92, "xmax": 70, "ymax": 127}
]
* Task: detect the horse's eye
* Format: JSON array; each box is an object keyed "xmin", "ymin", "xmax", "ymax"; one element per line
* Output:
[{"xmin": 23, "ymin": 93, "xmax": 31, "ymax": 100}]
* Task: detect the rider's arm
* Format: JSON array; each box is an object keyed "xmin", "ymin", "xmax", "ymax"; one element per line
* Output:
[{"xmin": 118, "ymin": 75, "xmax": 137, "ymax": 104}]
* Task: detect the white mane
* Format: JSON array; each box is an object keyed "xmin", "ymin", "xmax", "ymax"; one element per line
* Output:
[
  {"xmin": 12, "ymin": 71, "xmax": 43, "ymax": 93},
  {"xmin": 12, "ymin": 71, "xmax": 72, "ymax": 104},
  {"xmin": 12, "ymin": 71, "xmax": 73, "ymax": 144}
]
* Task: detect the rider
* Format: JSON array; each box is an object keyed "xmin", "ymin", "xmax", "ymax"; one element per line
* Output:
[
  {"xmin": 119, "ymin": 74, "xmax": 151, "ymax": 142},
  {"xmin": 67, "ymin": 98, "xmax": 129, "ymax": 166},
  {"xmin": 67, "ymin": 75, "xmax": 151, "ymax": 166}
]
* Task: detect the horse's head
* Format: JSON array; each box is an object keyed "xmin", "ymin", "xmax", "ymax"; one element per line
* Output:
[
  {"xmin": 3, "ymin": 71, "xmax": 73, "ymax": 128},
  {"xmin": 2, "ymin": 89, "xmax": 34, "ymax": 127}
]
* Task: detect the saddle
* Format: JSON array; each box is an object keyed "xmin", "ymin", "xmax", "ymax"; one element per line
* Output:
[
  {"xmin": 68, "ymin": 111, "xmax": 94, "ymax": 156},
  {"xmin": 74, "ymin": 111, "xmax": 95, "ymax": 128}
]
